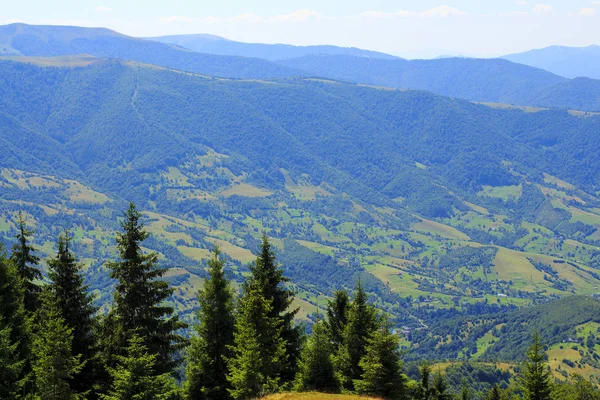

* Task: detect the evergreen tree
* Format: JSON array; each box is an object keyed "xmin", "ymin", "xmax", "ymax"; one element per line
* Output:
[
  {"xmin": 324, "ymin": 289, "xmax": 349, "ymax": 353},
  {"xmin": 185, "ymin": 248, "xmax": 235, "ymax": 400},
  {"xmin": 337, "ymin": 280, "xmax": 378, "ymax": 390},
  {"xmin": 106, "ymin": 203, "xmax": 187, "ymax": 375},
  {"xmin": 572, "ymin": 374, "xmax": 600, "ymax": 400},
  {"xmin": 0, "ymin": 247, "xmax": 30, "ymax": 398},
  {"xmin": 520, "ymin": 332, "xmax": 552, "ymax": 400},
  {"xmin": 488, "ymin": 384, "xmax": 501, "ymax": 400},
  {"xmin": 11, "ymin": 213, "xmax": 41, "ymax": 313},
  {"xmin": 32, "ymin": 289, "xmax": 84, "ymax": 400},
  {"xmin": 294, "ymin": 320, "xmax": 339, "ymax": 393},
  {"xmin": 247, "ymin": 234, "xmax": 301, "ymax": 383},
  {"xmin": 47, "ymin": 231, "xmax": 99, "ymax": 396},
  {"xmin": 354, "ymin": 317, "xmax": 407, "ymax": 399},
  {"xmin": 414, "ymin": 362, "xmax": 434, "ymax": 400},
  {"xmin": 101, "ymin": 334, "xmax": 180, "ymax": 400},
  {"xmin": 432, "ymin": 370, "xmax": 452, "ymax": 400},
  {"xmin": 227, "ymin": 283, "xmax": 286, "ymax": 400},
  {"xmin": 0, "ymin": 317, "xmax": 24, "ymax": 399}
]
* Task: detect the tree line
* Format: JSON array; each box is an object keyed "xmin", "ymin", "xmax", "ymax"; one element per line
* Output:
[{"xmin": 1, "ymin": 202, "xmax": 599, "ymax": 400}]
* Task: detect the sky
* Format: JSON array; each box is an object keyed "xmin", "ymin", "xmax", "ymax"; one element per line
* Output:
[{"xmin": 2, "ymin": 0, "xmax": 600, "ymax": 58}]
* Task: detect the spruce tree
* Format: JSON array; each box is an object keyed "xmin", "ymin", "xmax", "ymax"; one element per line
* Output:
[
  {"xmin": 520, "ymin": 332, "xmax": 552, "ymax": 400},
  {"xmin": 47, "ymin": 231, "xmax": 99, "ymax": 396},
  {"xmin": 11, "ymin": 213, "xmax": 41, "ymax": 313},
  {"xmin": 185, "ymin": 248, "xmax": 235, "ymax": 400},
  {"xmin": 324, "ymin": 289, "xmax": 349, "ymax": 353},
  {"xmin": 432, "ymin": 370, "xmax": 452, "ymax": 400},
  {"xmin": 337, "ymin": 281, "xmax": 378, "ymax": 390},
  {"xmin": 247, "ymin": 234, "xmax": 300, "ymax": 383},
  {"xmin": 227, "ymin": 283, "xmax": 286, "ymax": 400},
  {"xmin": 488, "ymin": 384, "xmax": 501, "ymax": 400},
  {"xmin": 0, "ymin": 247, "xmax": 30, "ymax": 398},
  {"xmin": 354, "ymin": 317, "xmax": 407, "ymax": 399},
  {"xmin": 102, "ymin": 334, "xmax": 180, "ymax": 400},
  {"xmin": 294, "ymin": 320, "xmax": 339, "ymax": 393},
  {"xmin": 0, "ymin": 318, "xmax": 24, "ymax": 399},
  {"xmin": 107, "ymin": 202, "xmax": 187, "ymax": 375},
  {"xmin": 414, "ymin": 362, "xmax": 434, "ymax": 400},
  {"xmin": 32, "ymin": 289, "xmax": 84, "ymax": 400}
]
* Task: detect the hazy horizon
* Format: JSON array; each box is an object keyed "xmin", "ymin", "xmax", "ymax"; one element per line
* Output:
[{"xmin": 2, "ymin": 0, "xmax": 600, "ymax": 59}]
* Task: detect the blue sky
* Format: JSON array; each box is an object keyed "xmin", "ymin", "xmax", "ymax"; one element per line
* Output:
[{"xmin": 3, "ymin": 0, "xmax": 600, "ymax": 58}]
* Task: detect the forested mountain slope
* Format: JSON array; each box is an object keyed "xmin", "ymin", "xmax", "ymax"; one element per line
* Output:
[
  {"xmin": 0, "ymin": 23, "xmax": 301, "ymax": 79},
  {"xmin": 503, "ymin": 44, "xmax": 600, "ymax": 79},
  {"xmin": 148, "ymin": 33, "xmax": 398, "ymax": 61},
  {"xmin": 278, "ymin": 54, "xmax": 600, "ymax": 112}
]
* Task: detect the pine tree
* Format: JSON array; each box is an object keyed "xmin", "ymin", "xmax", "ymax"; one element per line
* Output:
[
  {"xmin": 432, "ymin": 370, "xmax": 452, "ymax": 400},
  {"xmin": 520, "ymin": 332, "xmax": 552, "ymax": 400},
  {"xmin": 47, "ymin": 231, "xmax": 99, "ymax": 397},
  {"xmin": 32, "ymin": 289, "xmax": 84, "ymax": 400},
  {"xmin": 488, "ymin": 384, "xmax": 501, "ymax": 400},
  {"xmin": 414, "ymin": 362, "xmax": 434, "ymax": 400},
  {"xmin": 337, "ymin": 280, "xmax": 378, "ymax": 390},
  {"xmin": 294, "ymin": 320, "xmax": 339, "ymax": 393},
  {"xmin": 11, "ymin": 213, "xmax": 41, "ymax": 313},
  {"xmin": 227, "ymin": 283, "xmax": 286, "ymax": 400},
  {"xmin": 0, "ymin": 247, "xmax": 30, "ymax": 398},
  {"xmin": 185, "ymin": 248, "xmax": 235, "ymax": 400},
  {"xmin": 106, "ymin": 202, "xmax": 187, "ymax": 376},
  {"xmin": 354, "ymin": 317, "xmax": 407, "ymax": 399},
  {"xmin": 101, "ymin": 334, "xmax": 180, "ymax": 400},
  {"xmin": 324, "ymin": 289, "xmax": 349, "ymax": 353},
  {"xmin": 0, "ymin": 317, "xmax": 24, "ymax": 399},
  {"xmin": 247, "ymin": 234, "xmax": 301, "ymax": 383}
]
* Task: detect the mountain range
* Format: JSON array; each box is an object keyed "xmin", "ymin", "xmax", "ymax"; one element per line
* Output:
[
  {"xmin": 503, "ymin": 44, "xmax": 600, "ymax": 79},
  {"xmin": 2, "ymin": 22, "xmax": 600, "ymax": 380},
  {"xmin": 148, "ymin": 33, "xmax": 399, "ymax": 61}
]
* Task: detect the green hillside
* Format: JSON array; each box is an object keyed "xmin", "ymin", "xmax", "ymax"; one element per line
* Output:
[{"xmin": 1, "ymin": 56, "xmax": 600, "ymax": 331}]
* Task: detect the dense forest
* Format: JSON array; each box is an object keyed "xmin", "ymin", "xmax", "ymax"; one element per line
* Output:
[{"xmin": 1, "ymin": 202, "xmax": 600, "ymax": 400}]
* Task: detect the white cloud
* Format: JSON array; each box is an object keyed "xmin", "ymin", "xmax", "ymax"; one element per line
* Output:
[
  {"xmin": 95, "ymin": 5, "xmax": 112, "ymax": 12},
  {"xmin": 360, "ymin": 5, "xmax": 466, "ymax": 19},
  {"xmin": 532, "ymin": 4, "xmax": 553, "ymax": 13},
  {"xmin": 160, "ymin": 9, "xmax": 323, "ymax": 25},
  {"xmin": 499, "ymin": 11, "xmax": 529, "ymax": 16},
  {"xmin": 420, "ymin": 5, "xmax": 467, "ymax": 17},
  {"xmin": 570, "ymin": 7, "xmax": 597, "ymax": 16},
  {"xmin": 515, "ymin": 0, "xmax": 528, "ymax": 5}
]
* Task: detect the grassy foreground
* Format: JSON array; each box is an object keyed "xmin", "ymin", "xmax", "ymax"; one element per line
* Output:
[{"xmin": 261, "ymin": 393, "xmax": 380, "ymax": 400}]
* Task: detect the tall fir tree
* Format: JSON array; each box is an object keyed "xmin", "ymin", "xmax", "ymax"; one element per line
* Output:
[
  {"xmin": 337, "ymin": 280, "xmax": 378, "ymax": 391},
  {"xmin": 0, "ymin": 246, "xmax": 30, "ymax": 398},
  {"xmin": 185, "ymin": 248, "xmax": 235, "ymax": 400},
  {"xmin": 432, "ymin": 370, "xmax": 452, "ymax": 400},
  {"xmin": 11, "ymin": 213, "xmax": 41, "ymax": 313},
  {"xmin": 354, "ymin": 316, "xmax": 407, "ymax": 399},
  {"xmin": 32, "ymin": 289, "xmax": 84, "ymax": 400},
  {"xmin": 414, "ymin": 362, "xmax": 434, "ymax": 400},
  {"xmin": 324, "ymin": 289, "xmax": 349, "ymax": 353},
  {"xmin": 106, "ymin": 202, "xmax": 187, "ymax": 376},
  {"xmin": 520, "ymin": 332, "xmax": 552, "ymax": 400},
  {"xmin": 294, "ymin": 320, "xmax": 339, "ymax": 393},
  {"xmin": 487, "ymin": 384, "xmax": 501, "ymax": 400},
  {"xmin": 101, "ymin": 334, "xmax": 180, "ymax": 400},
  {"xmin": 47, "ymin": 231, "xmax": 99, "ymax": 397},
  {"xmin": 247, "ymin": 234, "xmax": 301, "ymax": 383},
  {"xmin": 227, "ymin": 283, "xmax": 287, "ymax": 400}
]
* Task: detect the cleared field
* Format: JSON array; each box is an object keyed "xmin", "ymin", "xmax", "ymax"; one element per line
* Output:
[
  {"xmin": 262, "ymin": 394, "xmax": 380, "ymax": 400},
  {"xmin": 478, "ymin": 185, "xmax": 522, "ymax": 201},
  {"xmin": 205, "ymin": 237, "xmax": 255, "ymax": 263},
  {"xmin": 296, "ymin": 240, "xmax": 338, "ymax": 256},
  {"xmin": 221, "ymin": 182, "xmax": 273, "ymax": 198},
  {"xmin": 412, "ymin": 218, "xmax": 469, "ymax": 240}
]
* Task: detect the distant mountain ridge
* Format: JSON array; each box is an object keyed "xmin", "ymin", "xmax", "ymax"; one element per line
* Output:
[
  {"xmin": 503, "ymin": 44, "xmax": 600, "ymax": 79},
  {"xmin": 0, "ymin": 23, "xmax": 302, "ymax": 79},
  {"xmin": 147, "ymin": 33, "xmax": 399, "ymax": 61}
]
